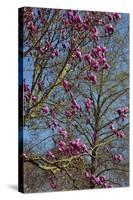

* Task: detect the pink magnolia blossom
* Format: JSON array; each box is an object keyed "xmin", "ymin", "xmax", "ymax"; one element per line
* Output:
[
  {"xmin": 53, "ymin": 119, "xmax": 57, "ymax": 128},
  {"xmin": 92, "ymin": 46, "xmax": 101, "ymax": 57},
  {"xmin": 101, "ymin": 46, "xmax": 108, "ymax": 53},
  {"xmin": 47, "ymin": 151, "xmax": 55, "ymax": 159},
  {"xmin": 89, "ymin": 73, "xmax": 97, "ymax": 85},
  {"xmin": 85, "ymin": 171, "xmax": 91, "ymax": 178},
  {"xmin": 113, "ymin": 153, "xmax": 124, "ymax": 162},
  {"xmin": 75, "ymin": 48, "xmax": 82, "ymax": 61},
  {"xmin": 62, "ymin": 80, "xmax": 72, "ymax": 92},
  {"xmin": 108, "ymin": 122, "xmax": 115, "ymax": 130},
  {"xmin": 106, "ymin": 14, "xmax": 113, "ymax": 22},
  {"xmin": 99, "ymin": 176, "xmax": 107, "ymax": 183},
  {"xmin": 71, "ymin": 99, "xmax": 80, "ymax": 110},
  {"xmin": 103, "ymin": 63, "xmax": 110, "ymax": 70},
  {"xmin": 32, "ymin": 95, "xmax": 37, "ymax": 103},
  {"xmin": 75, "ymin": 15, "xmax": 82, "ymax": 23},
  {"xmin": 117, "ymin": 107, "xmax": 128, "ymax": 121},
  {"xmin": 51, "ymin": 111, "xmax": 56, "ymax": 118},
  {"xmin": 84, "ymin": 52, "xmax": 92, "ymax": 65},
  {"xmin": 113, "ymin": 13, "xmax": 121, "ymax": 21},
  {"xmin": 69, "ymin": 139, "xmax": 88, "ymax": 153},
  {"xmin": 91, "ymin": 59, "xmax": 100, "ymax": 71},
  {"xmin": 83, "ymin": 23, "xmax": 88, "ymax": 30},
  {"xmin": 59, "ymin": 127, "xmax": 68, "ymax": 138},
  {"xmin": 98, "ymin": 56, "xmax": 107, "ymax": 65},
  {"xmin": 85, "ymin": 98, "xmax": 92, "ymax": 112},
  {"xmin": 113, "ymin": 130, "xmax": 126, "ymax": 138},
  {"xmin": 91, "ymin": 26, "xmax": 99, "ymax": 41},
  {"xmin": 65, "ymin": 110, "xmax": 73, "ymax": 118},
  {"xmin": 58, "ymin": 141, "xmax": 66, "ymax": 153},
  {"xmin": 105, "ymin": 24, "xmax": 114, "ymax": 34},
  {"xmin": 61, "ymin": 29, "xmax": 65, "ymax": 40},
  {"xmin": 59, "ymin": 140, "xmax": 66, "ymax": 147},
  {"xmin": 42, "ymin": 106, "xmax": 49, "ymax": 113}
]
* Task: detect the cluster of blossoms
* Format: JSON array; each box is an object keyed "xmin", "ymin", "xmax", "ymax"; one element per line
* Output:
[
  {"xmin": 116, "ymin": 107, "xmax": 128, "ymax": 121},
  {"xmin": 23, "ymin": 80, "xmax": 38, "ymax": 104},
  {"xmin": 74, "ymin": 48, "xmax": 82, "ymax": 61},
  {"xmin": 63, "ymin": 10, "xmax": 84, "ymax": 31},
  {"xmin": 62, "ymin": 10, "xmax": 121, "ymax": 36},
  {"xmin": 85, "ymin": 98, "xmax": 93, "ymax": 112},
  {"xmin": 109, "ymin": 122, "xmax": 126, "ymax": 138},
  {"xmin": 113, "ymin": 153, "xmax": 124, "ymax": 162},
  {"xmin": 62, "ymin": 80, "xmax": 72, "ymax": 92},
  {"xmin": 84, "ymin": 72, "xmax": 97, "ymax": 85},
  {"xmin": 103, "ymin": 146, "xmax": 124, "ymax": 163},
  {"xmin": 59, "ymin": 127, "xmax": 68, "ymax": 138},
  {"xmin": 73, "ymin": 45, "xmax": 110, "ymax": 71},
  {"xmin": 85, "ymin": 171, "xmax": 113, "ymax": 188},
  {"xmin": 46, "ymin": 138, "xmax": 89, "ymax": 159},
  {"xmin": 84, "ymin": 45, "xmax": 109, "ymax": 70},
  {"xmin": 50, "ymin": 47, "xmax": 59, "ymax": 59},
  {"xmin": 58, "ymin": 138, "xmax": 89, "ymax": 156},
  {"xmin": 65, "ymin": 97, "xmax": 82, "ymax": 118},
  {"xmin": 65, "ymin": 95, "xmax": 93, "ymax": 118},
  {"xmin": 83, "ymin": 45, "xmax": 110, "ymax": 85},
  {"xmin": 41, "ymin": 106, "xmax": 59, "ymax": 130}
]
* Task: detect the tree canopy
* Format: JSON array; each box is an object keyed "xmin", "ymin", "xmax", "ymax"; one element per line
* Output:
[{"xmin": 19, "ymin": 7, "xmax": 129, "ymax": 193}]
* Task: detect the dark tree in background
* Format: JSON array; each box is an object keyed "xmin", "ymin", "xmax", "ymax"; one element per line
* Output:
[{"xmin": 19, "ymin": 7, "xmax": 129, "ymax": 193}]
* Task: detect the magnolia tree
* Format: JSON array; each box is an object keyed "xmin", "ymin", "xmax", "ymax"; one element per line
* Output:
[{"xmin": 19, "ymin": 7, "xmax": 129, "ymax": 192}]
